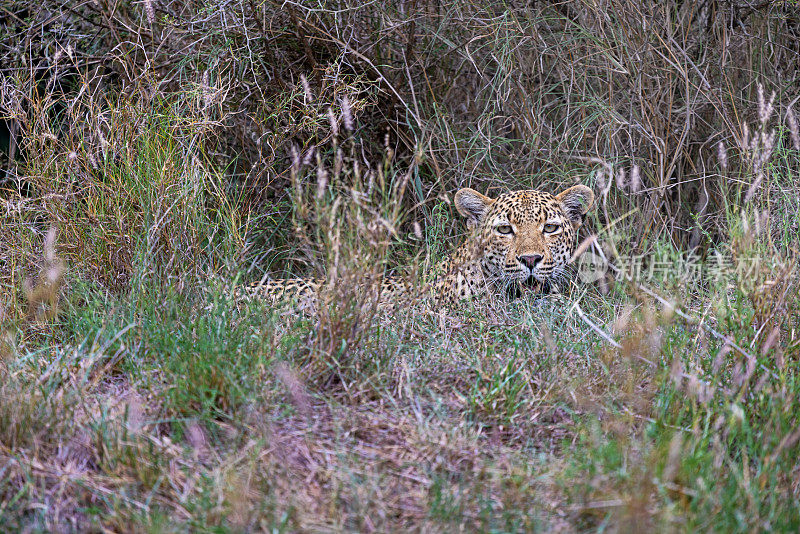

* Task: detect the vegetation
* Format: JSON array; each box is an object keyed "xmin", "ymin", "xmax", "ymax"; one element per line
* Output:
[{"xmin": 1, "ymin": 0, "xmax": 799, "ymax": 531}]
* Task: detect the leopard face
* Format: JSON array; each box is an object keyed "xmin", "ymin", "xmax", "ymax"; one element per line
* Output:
[{"xmin": 454, "ymin": 185, "xmax": 594, "ymax": 289}]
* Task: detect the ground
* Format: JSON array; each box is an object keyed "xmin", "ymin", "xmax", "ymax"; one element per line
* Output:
[{"xmin": 1, "ymin": 1, "xmax": 799, "ymax": 531}]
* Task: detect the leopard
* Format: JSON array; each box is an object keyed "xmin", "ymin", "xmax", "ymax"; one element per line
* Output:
[{"xmin": 240, "ymin": 184, "xmax": 594, "ymax": 309}]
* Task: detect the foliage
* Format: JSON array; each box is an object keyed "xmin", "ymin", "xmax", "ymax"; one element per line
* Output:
[{"xmin": 1, "ymin": 0, "xmax": 799, "ymax": 531}]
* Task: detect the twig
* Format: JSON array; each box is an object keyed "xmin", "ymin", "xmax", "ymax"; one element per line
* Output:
[{"xmin": 569, "ymin": 300, "xmax": 621, "ymax": 349}]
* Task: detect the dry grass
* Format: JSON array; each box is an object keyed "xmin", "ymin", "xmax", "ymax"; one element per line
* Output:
[{"xmin": 1, "ymin": 0, "xmax": 800, "ymax": 531}]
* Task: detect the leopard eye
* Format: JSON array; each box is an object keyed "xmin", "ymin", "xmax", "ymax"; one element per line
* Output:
[
  {"xmin": 543, "ymin": 223, "xmax": 560, "ymax": 233},
  {"xmin": 496, "ymin": 224, "xmax": 514, "ymax": 235}
]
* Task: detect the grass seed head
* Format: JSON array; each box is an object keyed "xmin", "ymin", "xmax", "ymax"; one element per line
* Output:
[
  {"xmin": 144, "ymin": 0, "xmax": 155, "ymax": 24},
  {"xmin": 341, "ymin": 96, "xmax": 354, "ymax": 132},
  {"xmin": 787, "ymin": 107, "xmax": 800, "ymax": 150},
  {"xmin": 717, "ymin": 140, "xmax": 728, "ymax": 172}
]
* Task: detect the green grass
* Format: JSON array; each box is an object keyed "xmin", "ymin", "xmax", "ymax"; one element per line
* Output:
[
  {"xmin": 1, "ymin": 231, "xmax": 798, "ymax": 530},
  {"xmin": 2, "ymin": 0, "xmax": 800, "ymax": 530}
]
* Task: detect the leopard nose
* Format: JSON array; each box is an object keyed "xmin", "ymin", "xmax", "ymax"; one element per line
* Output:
[{"xmin": 518, "ymin": 254, "xmax": 543, "ymax": 269}]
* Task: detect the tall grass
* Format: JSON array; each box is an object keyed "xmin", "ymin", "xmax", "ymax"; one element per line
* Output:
[{"xmin": 1, "ymin": 0, "xmax": 799, "ymax": 531}]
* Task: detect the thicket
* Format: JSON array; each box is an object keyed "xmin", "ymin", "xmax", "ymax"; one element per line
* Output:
[
  {"xmin": 1, "ymin": 0, "xmax": 799, "ymax": 531},
  {"xmin": 3, "ymin": 1, "xmax": 799, "ymax": 281}
]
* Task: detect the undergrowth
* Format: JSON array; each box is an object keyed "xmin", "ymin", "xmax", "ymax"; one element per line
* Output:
[{"xmin": 1, "ymin": 0, "xmax": 800, "ymax": 531}]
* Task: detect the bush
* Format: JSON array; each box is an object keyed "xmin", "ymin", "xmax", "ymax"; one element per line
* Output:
[{"xmin": 1, "ymin": 0, "xmax": 799, "ymax": 531}]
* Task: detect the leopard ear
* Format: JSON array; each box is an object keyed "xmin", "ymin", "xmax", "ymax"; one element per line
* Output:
[
  {"xmin": 556, "ymin": 185, "xmax": 594, "ymax": 228},
  {"xmin": 455, "ymin": 188, "xmax": 494, "ymax": 226}
]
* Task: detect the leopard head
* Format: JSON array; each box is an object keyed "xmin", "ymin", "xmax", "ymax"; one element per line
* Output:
[{"xmin": 454, "ymin": 185, "xmax": 594, "ymax": 287}]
